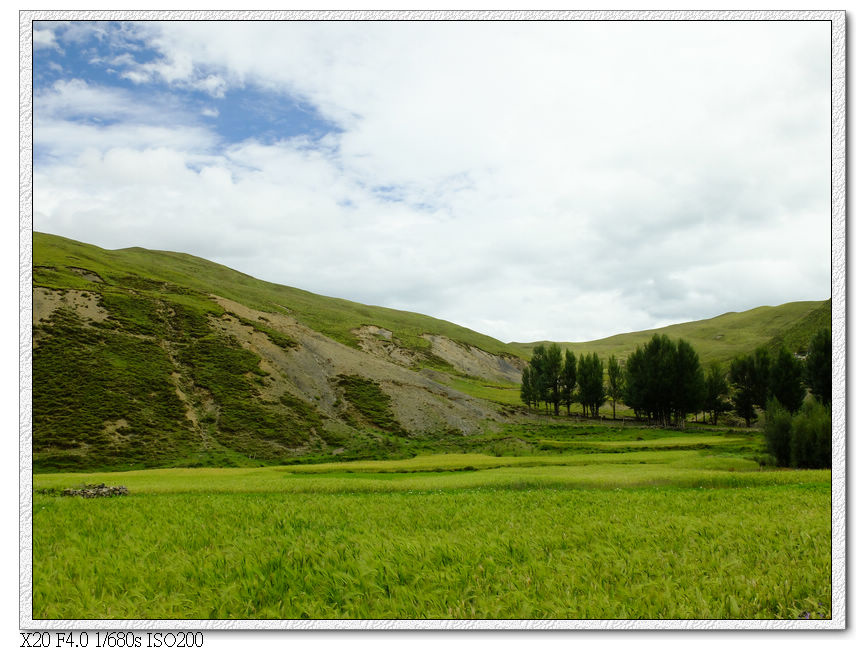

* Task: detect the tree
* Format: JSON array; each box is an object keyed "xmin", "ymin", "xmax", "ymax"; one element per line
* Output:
[
  {"xmin": 703, "ymin": 361, "xmax": 729, "ymax": 425},
  {"xmin": 587, "ymin": 353, "xmax": 605, "ymax": 417},
  {"xmin": 623, "ymin": 334, "xmax": 706, "ymax": 427},
  {"xmin": 577, "ymin": 352, "xmax": 604, "ymax": 418},
  {"xmin": 607, "ymin": 354, "xmax": 623, "ymax": 419},
  {"xmin": 624, "ymin": 334, "xmax": 676, "ymax": 426},
  {"xmin": 542, "ymin": 343, "xmax": 564, "ymax": 415},
  {"xmin": 729, "ymin": 348, "xmax": 771, "ymax": 428},
  {"xmin": 671, "ymin": 339, "xmax": 705, "ymax": 427},
  {"xmin": 520, "ymin": 366, "xmax": 537, "ymax": 409},
  {"xmin": 623, "ymin": 346, "xmax": 647, "ymax": 420},
  {"xmin": 576, "ymin": 354, "xmax": 588, "ymax": 416},
  {"xmin": 561, "ymin": 350, "xmax": 577, "ymax": 416},
  {"xmin": 729, "ymin": 355, "xmax": 758, "ymax": 428},
  {"xmin": 763, "ymin": 397, "xmax": 792, "ymax": 467},
  {"xmin": 804, "ymin": 328, "xmax": 831, "ymax": 406},
  {"xmin": 763, "ymin": 395, "xmax": 830, "ymax": 469},
  {"xmin": 769, "ymin": 346, "xmax": 805, "ymax": 413},
  {"xmin": 530, "ymin": 345, "xmax": 549, "ymax": 412},
  {"xmin": 790, "ymin": 398, "xmax": 831, "ymax": 469},
  {"xmin": 753, "ymin": 346, "xmax": 772, "ymax": 410}
]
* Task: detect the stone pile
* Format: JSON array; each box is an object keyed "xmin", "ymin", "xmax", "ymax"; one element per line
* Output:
[{"xmin": 61, "ymin": 483, "xmax": 129, "ymax": 498}]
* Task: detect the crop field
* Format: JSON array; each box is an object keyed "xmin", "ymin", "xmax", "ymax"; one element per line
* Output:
[{"xmin": 32, "ymin": 427, "xmax": 831, "ymax": 621}]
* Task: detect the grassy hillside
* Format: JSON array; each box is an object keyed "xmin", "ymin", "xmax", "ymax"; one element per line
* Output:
[
  {"xmin": 512, "ymin": 300, "xmax": 830, "ymax": 367},
  {"xmin": 33, "ymin": 232, "xmax": 516, "ymax": 357},
  {"xmin": 32, "ymin": 232, "xmax": 529, "ymax": 472},
  {"xmin": 765, "ymin": 299, "xmax": 831, "ymax": 355}
]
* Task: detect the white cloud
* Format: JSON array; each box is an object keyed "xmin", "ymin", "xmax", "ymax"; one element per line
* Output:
[
  {"xmin": 33, "ymin": 20, "xmax": 832, "ymax": 342},
  {"xmin": 33, "ymin": 27, "xmax": 59, "ymax": 50}
]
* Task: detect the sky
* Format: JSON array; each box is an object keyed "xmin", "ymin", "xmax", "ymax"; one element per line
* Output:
[{"xmin": 31, "ymin": 19, "xmax": 832, "ymax": 343}]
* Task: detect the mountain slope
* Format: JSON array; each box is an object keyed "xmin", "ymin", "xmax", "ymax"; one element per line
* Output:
[
  {"xmin": 34, "ymin": 232, "xmax": 518, "ymax": 359},
  {"xmin": 511, "ymin": 300, "xmax": 830, "ymax": 366},
  {"xmin": 33, "ymin": 232, "xmax": 524, "ymax": 471},
  {"xmin": 32, "ymin": 232, "xmax": 829, "ymax": 472}
]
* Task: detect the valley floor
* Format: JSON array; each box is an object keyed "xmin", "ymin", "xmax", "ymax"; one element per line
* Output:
[{"xmin": 32, "ymin": 427, "xmax": 831, "ymax": 621}]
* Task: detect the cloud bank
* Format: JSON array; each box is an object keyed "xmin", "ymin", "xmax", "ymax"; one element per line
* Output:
[{"xmin": 33, "ymin": 20, "xmax": 831, "ymax": 342}]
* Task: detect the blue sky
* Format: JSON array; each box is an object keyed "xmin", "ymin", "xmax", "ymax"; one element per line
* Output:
[
  {"xmin": 32, "ymin": 19, "xmax": 832, "ymax": 342},
  {"xmin": 35, "ymin": 22, "xmax": 339, "ymax": 154}
]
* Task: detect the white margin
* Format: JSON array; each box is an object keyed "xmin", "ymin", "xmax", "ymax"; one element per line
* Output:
[{"xmin": 19, "ymin": 8, "xmax": 847, "ymax": 631}]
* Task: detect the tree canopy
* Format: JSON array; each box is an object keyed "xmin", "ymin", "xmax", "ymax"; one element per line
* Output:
[
  {"xmin": 804, "ymin": 328, "xmax": 831, "ymax": 406},
  {"xmin": 623, "ymin": 334, "xmax": 704, "ymax": 426}
]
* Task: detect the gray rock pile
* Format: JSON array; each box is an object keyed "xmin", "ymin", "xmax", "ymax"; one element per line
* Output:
[{"xmin": 61, "ymin": 483, "xmax": 129, "ymax": 498}]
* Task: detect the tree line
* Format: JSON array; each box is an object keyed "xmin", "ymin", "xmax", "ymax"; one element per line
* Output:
[{"xmin": 520, "ymin": 328, "xmax": 831, "ymax": 443}]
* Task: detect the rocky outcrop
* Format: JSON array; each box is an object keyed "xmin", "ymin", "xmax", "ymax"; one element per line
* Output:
[{"xmin": 421, "ymin": 334, "xmax": 526, "ymax": 383}]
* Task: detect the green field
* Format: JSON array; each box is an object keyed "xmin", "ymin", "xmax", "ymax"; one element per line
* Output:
[{"xmin": 33, "ymin": 435, "xmax": 831, "ymax": 620}]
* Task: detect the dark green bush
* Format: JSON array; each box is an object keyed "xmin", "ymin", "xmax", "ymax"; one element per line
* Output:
[
  {"xmin": 336, "ymin": 374, "xmax": 406, "ymax": 435},
  {"xmin": 790, "ymin": 400, "xmax": 831, "ymax": 469},
  {"xmin": 762, "ymin": 397, "xmax": 830, "ymax": 469},
  {"xmin": 763, "ymin": 398, "xmax": 793, "ymax": 467}
]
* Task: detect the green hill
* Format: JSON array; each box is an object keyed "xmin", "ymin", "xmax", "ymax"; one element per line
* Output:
[
  {"xmin": 511, "ymin": 300, "xmax": 830, "ymax": 367},
  {"xmin": 31, "ymin": 232, "xmax": 829, "ymax": 472},
  {"xmin": 32, "ymin": 232, "xmax": 523, "ymax": 472},
  {"xmin": 33, "ymin": 232, "xmax": 516, "ymax": 358}
]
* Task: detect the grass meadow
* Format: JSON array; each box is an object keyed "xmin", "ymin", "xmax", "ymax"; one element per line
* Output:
[{"xmin": 33, "ymin": 435, "xmax": 831, "ymax": 621}]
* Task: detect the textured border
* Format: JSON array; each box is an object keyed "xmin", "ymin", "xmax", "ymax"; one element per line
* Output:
[
  {"xmin": 20, "ymin": 5, "xmax": 34, "ymax": 636},
  {"xmin": 20, "ymin": 9, "xmax": 847, "ymax": 631}
]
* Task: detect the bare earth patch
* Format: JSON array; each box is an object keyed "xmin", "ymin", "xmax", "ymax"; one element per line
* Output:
[
  {"xmin": 211, "ymin": 297, "xmax": 506, "ymax": 435},
  {"xmin": 421, "ymin": 334, "xmax": 526, "ymax": 383},
  {"xmin": 34, "ymin": 287, "xmax": 109, "ymax": 324}
]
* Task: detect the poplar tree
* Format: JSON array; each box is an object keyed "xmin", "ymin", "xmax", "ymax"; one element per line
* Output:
[
  {"xmin": 703, "ymin": 361, "xmax": 729, "ymax": 425},
  {"xmin": 520, "ymin": 366, "xmax": 536, "ymax": 408},
  {"xmin": 729, "ymin": 354, "xmax": 761, "ymax": 428},
  {"xmin": 543, "ymin": 343, "xmax": 564, "ymax": 416},
  {"xmin": 561, "ymin": 350, "xmax": 577, "ymax": 416},
  {"xmin": 577, "ymin": 352, "xmax": 604, "ymax": 418},
  {"xmin": 769, "ymin": 346, "xmax": 805, "ymax": 414},
  {"xmin": 671, "ymin": 339, "xmax": 705, "ymax": 427},
  {"xmin": 607, "ymin": 354, "xmax": 623, "ymax": 419}
]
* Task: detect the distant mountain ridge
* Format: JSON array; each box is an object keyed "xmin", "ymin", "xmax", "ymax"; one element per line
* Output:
[
  {"xmin": 31, "ymin": 232, "xmax": 829, "ymax": 472},
  {"xmin": 512, "ymin": 300, "xmax": 829, "ymax": 366}
]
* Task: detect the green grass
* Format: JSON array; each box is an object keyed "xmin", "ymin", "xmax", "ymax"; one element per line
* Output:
[
  {"xmin": 33, "ymin": 283, "xmax": 327, "ymax": 470},
  {"xmin": 33, "ymin": 440, "xmax": 831, "ymax": 620},
  {"xmin": 33, "ymin": 461, "xmax": 830, "ymax": 620},
  {"xmin": 446, "ymin": 375, "xmax": 523, "ymax": 405},
  {"xmin": 34, "ymin": 449, "xmax": 830, "ymax": 494},
  {"xmin": 33, "ymin": 307, "xmax": 194, "ymax": 471},
  {"xmin": 538, "ymin": 434, "xmax": 748, "ymax": 450},
  {"xmin": 766, "ymin": 300, "xmax": 831, "ymax": 355}
]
